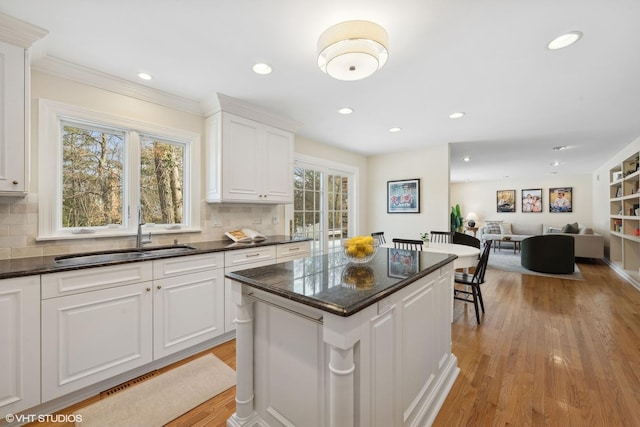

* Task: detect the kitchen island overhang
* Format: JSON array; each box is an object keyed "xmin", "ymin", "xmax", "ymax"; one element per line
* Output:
[{"xmin": 226, "ymin": 248, "xmax": 460, "ymax": 427}]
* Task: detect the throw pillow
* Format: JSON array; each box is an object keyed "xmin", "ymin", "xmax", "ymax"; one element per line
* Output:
[
  {"xmin": 499, "ymin": 223, "xmax": 513, "ymax": 234},
  {"xmin": 561, "ymin": 222, "xmax": 579, "ymax": 234},
  {"xmin": 485, "ymin": 221, "xmax": 502, "ymax": 234},
  {"xmin": 548, "ymin": 227, "xmax": 562, "ymax": 234},
  {"xmin": 579, "ymin": 227, "xmax": 594, "ymax": 235}
]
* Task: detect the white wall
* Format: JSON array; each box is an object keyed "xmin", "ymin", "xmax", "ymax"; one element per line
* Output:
[
  {"xmin": 450, "ymin": 174, "xmax": 593, "ymax": 230},
  {"xmin": 367, "ymin": 144, "xmax": 450, "ymax": 241}
]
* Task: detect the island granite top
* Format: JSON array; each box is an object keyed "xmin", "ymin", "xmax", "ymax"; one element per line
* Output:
[{"xmin": 226, "ymin": 248, "xmax": 457, "ymax": 317}]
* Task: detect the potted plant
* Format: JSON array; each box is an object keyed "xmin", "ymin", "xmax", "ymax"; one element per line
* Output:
[
  {"xmin": 450, "ymin": 204, "xmax": 464, "ymax": 232},
  {"xmin": 419, "ymin": 232, "xmax": 430, "ymax": 247}
]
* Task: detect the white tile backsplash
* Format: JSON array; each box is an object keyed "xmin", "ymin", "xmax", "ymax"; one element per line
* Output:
[{"xmin": 0, "ymin": 195, "xmax": 285, "ymax": 260}]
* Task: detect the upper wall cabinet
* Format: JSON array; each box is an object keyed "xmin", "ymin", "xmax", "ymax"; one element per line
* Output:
[
  {"xmin": 0, "ymin": 14, "xmax": 47, "ymax": 196},
  {"xmin": 205, "ymin": 94, "xmax": 300, "ymax": 204}
]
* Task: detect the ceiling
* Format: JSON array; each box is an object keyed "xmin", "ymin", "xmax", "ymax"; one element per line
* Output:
[{"xmin": 2, "ymin": 0, "xmax": 640, "ymax": 182}]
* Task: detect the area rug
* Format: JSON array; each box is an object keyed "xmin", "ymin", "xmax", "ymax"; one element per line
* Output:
[
  {"xmin": 487, "ymin": 250, "xmax": 584, "ymax": 281},
  {"xmin": 75, "ymin": 354, "xmax": 235, "ymax": 427}
]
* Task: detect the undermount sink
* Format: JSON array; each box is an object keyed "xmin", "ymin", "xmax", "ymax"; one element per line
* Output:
[{"xmin": 54, "ymin": 245, "xmax": 198, "ymax": 266}]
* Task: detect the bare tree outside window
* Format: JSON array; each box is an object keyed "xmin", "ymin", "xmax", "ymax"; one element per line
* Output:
[
  {"xmin": 62, "ymin": 124, "xmax": 124, "ymax": 227},
  {"xmin": 62, "ymin": 123, "xmax": 186, "ymax": 230},
  {"xmin": 140, "ymin": 136, "xmax": 184, "ymax": 225}
]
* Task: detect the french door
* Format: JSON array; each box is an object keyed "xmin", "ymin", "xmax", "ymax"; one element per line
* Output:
[{"xmin": 286, "ymin": 157, "xmax": 355, "ymax": 256}]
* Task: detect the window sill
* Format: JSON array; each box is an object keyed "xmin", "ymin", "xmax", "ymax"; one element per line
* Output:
[{"xmin": 36, "ymin": 227, "xmax": 202, "ymax": 242}]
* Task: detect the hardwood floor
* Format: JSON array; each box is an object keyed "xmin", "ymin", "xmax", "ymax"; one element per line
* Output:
[{"xmin": 30, "ymin": 259, "xmax": 640, "ymax": 426}]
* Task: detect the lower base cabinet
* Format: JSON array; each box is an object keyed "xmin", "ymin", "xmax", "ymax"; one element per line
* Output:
[
  {"xmin": 41, "ymin": 254, "xmax": 225, "ymax": 401},
  {"xmin": 0, "ymin": 277, "xmax": 40, "ymax": 418},
  {"xmin": 41, "ymin": 282, "xmax": 153, "ymax": 401},
  {"xmin": 153, "ymin": 255, "xmax": 225, "ymax": 359}
]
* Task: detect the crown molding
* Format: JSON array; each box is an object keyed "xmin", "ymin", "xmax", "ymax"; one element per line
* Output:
[
  {"xmin": 32, "ymin": 56, "xmax": 204, "ymax": 115},
  {"xmin": 205, "ymin": 93, "xmax": 302, "ymax": 133},
  {"xmin": 0, "ymin": 13, "xmax": 48, "ymax": 48}
]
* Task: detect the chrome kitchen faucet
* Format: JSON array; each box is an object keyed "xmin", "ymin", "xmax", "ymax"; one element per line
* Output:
[{"xmin": 136, "ymin": 205, "xmax": 152, "ymax": 249}]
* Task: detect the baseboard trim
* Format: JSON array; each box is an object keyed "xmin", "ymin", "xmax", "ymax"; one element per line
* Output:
[{"xmin": 604, "ymin": 258, "xmax": 640, "ymax": 291}]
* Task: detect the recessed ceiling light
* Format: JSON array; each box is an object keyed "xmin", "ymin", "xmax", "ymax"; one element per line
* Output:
[
  {"xmin": 388, "ymin": 127, "xmax": 402, "ymax": 133},
  {"xmin": 337, "ymin": 107, "xmax": 354, "ymax": 115},
  {"xmin": 552, "ymin": 146, "xmax": 568, "ymax": 151},
  {"xmin": 137, "ymin": 72, "xmax": 152, "ymax": 81},
  {"xmin": 547, "ymin": 31, "xmax": 582, "ymax": 50},
  {"xmin": 449, "ymin": 112, "xmax": 465, "ymax": 119},
  {"xmin": 252, "ymin": 63, "xmax": 272, "ymax": 75},
  {"xmin": 463, "ymin": 156, "xmax": 471, "ymax": 162},
  {"xmin": 551, "ymin": 161, "xmax": 560, "ymax": 166}
]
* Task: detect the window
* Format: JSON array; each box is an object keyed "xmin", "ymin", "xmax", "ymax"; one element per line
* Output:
[
  {"xmin": 38, "ymin": 100, "xmax": 200, "ymax": 240},
  {"xmin": 288, "ymin": 155, "xmax": 357, "ymax": 256}
]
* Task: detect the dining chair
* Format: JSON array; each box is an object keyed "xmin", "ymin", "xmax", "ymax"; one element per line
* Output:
[
  {"xmin": 371, "ymin": 231, "xmax": 386, "ymax": 245},
  {"xmin": 392, "ymin": 238, "xmax": 423, "ymax": 251},
  {"xmin": 453, "ymin": 240, "xmax": 492, "ymax": 324},
  {"xmin": 452, "ymin": 232, "xmax": 481, "ymax": 249},
  {"xmin": 430, "ymin": 231, "xmax": 454, "ymax": 243}
]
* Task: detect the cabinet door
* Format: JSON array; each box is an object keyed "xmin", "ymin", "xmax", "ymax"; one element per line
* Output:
[
  {"xmin": 221, "ymin": 113, "xmax": 262, "ymax": 201},
  {"xmin": 153, "ymin": 269, "xmax": 225, "ymax": 359},
  {"xmin": 0, "ymin": 276, "xmax": 40, "ymax": 418},
  {"xmin": 41, "ymin": 282, "xmax": 153, "ymax": 401},
  {"xmin": 262, "ymin": 125, "xmax": 294, "ymax": 203},
  {"xmin": 0, "ymin": 41, "xmax": 26, "ymax": 194}
]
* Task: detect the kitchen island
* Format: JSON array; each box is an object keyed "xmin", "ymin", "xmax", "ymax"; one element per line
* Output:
[{"xmin": 226, "ymin": 248, "xmax": 459, "ymax": 427}]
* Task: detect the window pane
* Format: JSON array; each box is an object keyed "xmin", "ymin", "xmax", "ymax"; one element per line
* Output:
[
  {"xmin": 140, "ymin": 136, "xmax": 184, "ymax": 224},
  {"xmin": 62, "ymin": 123, "xmax": 124, "ymax": 227}
]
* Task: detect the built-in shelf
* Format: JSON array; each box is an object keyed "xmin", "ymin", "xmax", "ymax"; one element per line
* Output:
[{"xmin": 609, "ymin": 151, "xmax": 640, "ymax": 282}]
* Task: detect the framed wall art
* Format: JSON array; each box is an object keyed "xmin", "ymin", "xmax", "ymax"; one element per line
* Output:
[
  {"xmin": 549, "ymin": 187, "xmax": 572, "ymax": 212},
  {"xmin": 496, "ymin": 189, "xmax": 516, "ymax": 213},
  {"xmin": 387, "ymin": 179, "xmax": 420, "ymax": 213},
  {"xmin": 522, "ymin": 188, "xmax": 542, "ymax": 213}
]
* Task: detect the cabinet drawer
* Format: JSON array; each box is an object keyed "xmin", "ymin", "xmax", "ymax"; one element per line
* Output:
[
  {"xmin": 276, "ymin": 241, "xmax": 311, "ymax": 261},
  {"xmin": 224, "ymin": 246, "xmax": 276, "ymax": 268},
  {"xmin": 42, "ymin": 263, "xmax": 153, "ymax": 299},
  {"xmin": 153, "ymin": 253, "xmax": 224, "ymax": 279}
]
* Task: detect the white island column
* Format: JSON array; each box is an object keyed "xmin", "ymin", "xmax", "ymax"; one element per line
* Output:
[
  {"xmin": 323, "ymin": 312, "xmax": 362, "ymax": 427},
  {"xmin": 227, "ymin": 284, "xmax": 258, "ymax": 427}
]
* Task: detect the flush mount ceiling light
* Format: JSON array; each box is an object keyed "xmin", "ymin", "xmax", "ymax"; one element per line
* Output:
[
  {"xmin": 137, "ymin": 72, "xmax": 152, "ymax": 81},
  {"xmin": 337, "ymin": 107, "xmax": 354, "ymax": 115},
  {"xmin": 449, "ymin": 112, "xmax": 465, "ymax": 119},
  {"xmin": 388, "ymin": 127, "xmax": 402, "ymax": 132},
  {"xmin": 551, "ymin": 161, "xmax": 561, "ymax": 166},
  {"xmin": 547, "ymin": 31, "xmax": 582, "ymax": 50},
  {"xmin": 463, "ymin": 156, "xmax": 471, "ymax": 162},
  {"xmin": 252, "ymin": 63, "xmax": 272, "ymax": 75},
  {"xmin": 317, "ymin": 20, "xmax": 389, "ymax": 81}
]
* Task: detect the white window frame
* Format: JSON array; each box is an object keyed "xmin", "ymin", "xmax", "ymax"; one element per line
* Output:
[
  {"xmin": 286, "ymin": 153, "xmax": 359, "ymax": 255},
  {"xmin": 37, "ymin": 99, "xmax": 201, "ymax": 240}
]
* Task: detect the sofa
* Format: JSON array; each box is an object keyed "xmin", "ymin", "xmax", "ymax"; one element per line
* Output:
[{"xmin": 478, "ymin": 221, "xmax": 604, "ymax": 259}]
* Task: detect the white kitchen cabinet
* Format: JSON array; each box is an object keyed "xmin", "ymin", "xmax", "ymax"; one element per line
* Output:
[
  {"xmin": 152, "ymin": 254, "xmax": 225, "ymax": 359},
  {"xmin": 206, "ymin": 111, "xmax": 294, "ymax": 204},
  {"xmin": 41, "ymin": 281, "xmax": 153, "ymax": 401},
  {"xmin": 224, "ymin": 246, "xmax": 277, "ymax": 332},
  {"xmin": 276, "ymin": 240, "xmax": 311, "ymax": 262},
  {"xmin": 0, "ymin": 276, "xmax": 40, "ymax": 418},
  {"xmin": 0, "ymin": 41, "xmax": 27, "ymax": 195}
]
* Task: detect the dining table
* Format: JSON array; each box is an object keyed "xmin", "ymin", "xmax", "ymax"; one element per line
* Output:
[{"xmin": 382, "ymin": 241, "xmax": 480, "ymax": 269}]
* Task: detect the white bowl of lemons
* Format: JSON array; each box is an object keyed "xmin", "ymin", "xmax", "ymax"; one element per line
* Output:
[{"xmin": 342, "ymin": 236, "xmax": 378, "ymax": 264}]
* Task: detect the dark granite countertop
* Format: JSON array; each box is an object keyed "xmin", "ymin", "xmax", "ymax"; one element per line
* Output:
[
  {"xmin": 0, "ymin": 235, "xmax": 308, "ymax": 280},
  {"xmin": 226, "ymin": 248, "xmax": 457, "ymax": 317}
]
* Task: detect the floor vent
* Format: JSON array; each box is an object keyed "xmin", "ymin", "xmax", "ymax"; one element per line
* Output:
[{"xmin": 101, "ymin": 370, "xmax": 159, "ymax": 396}]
